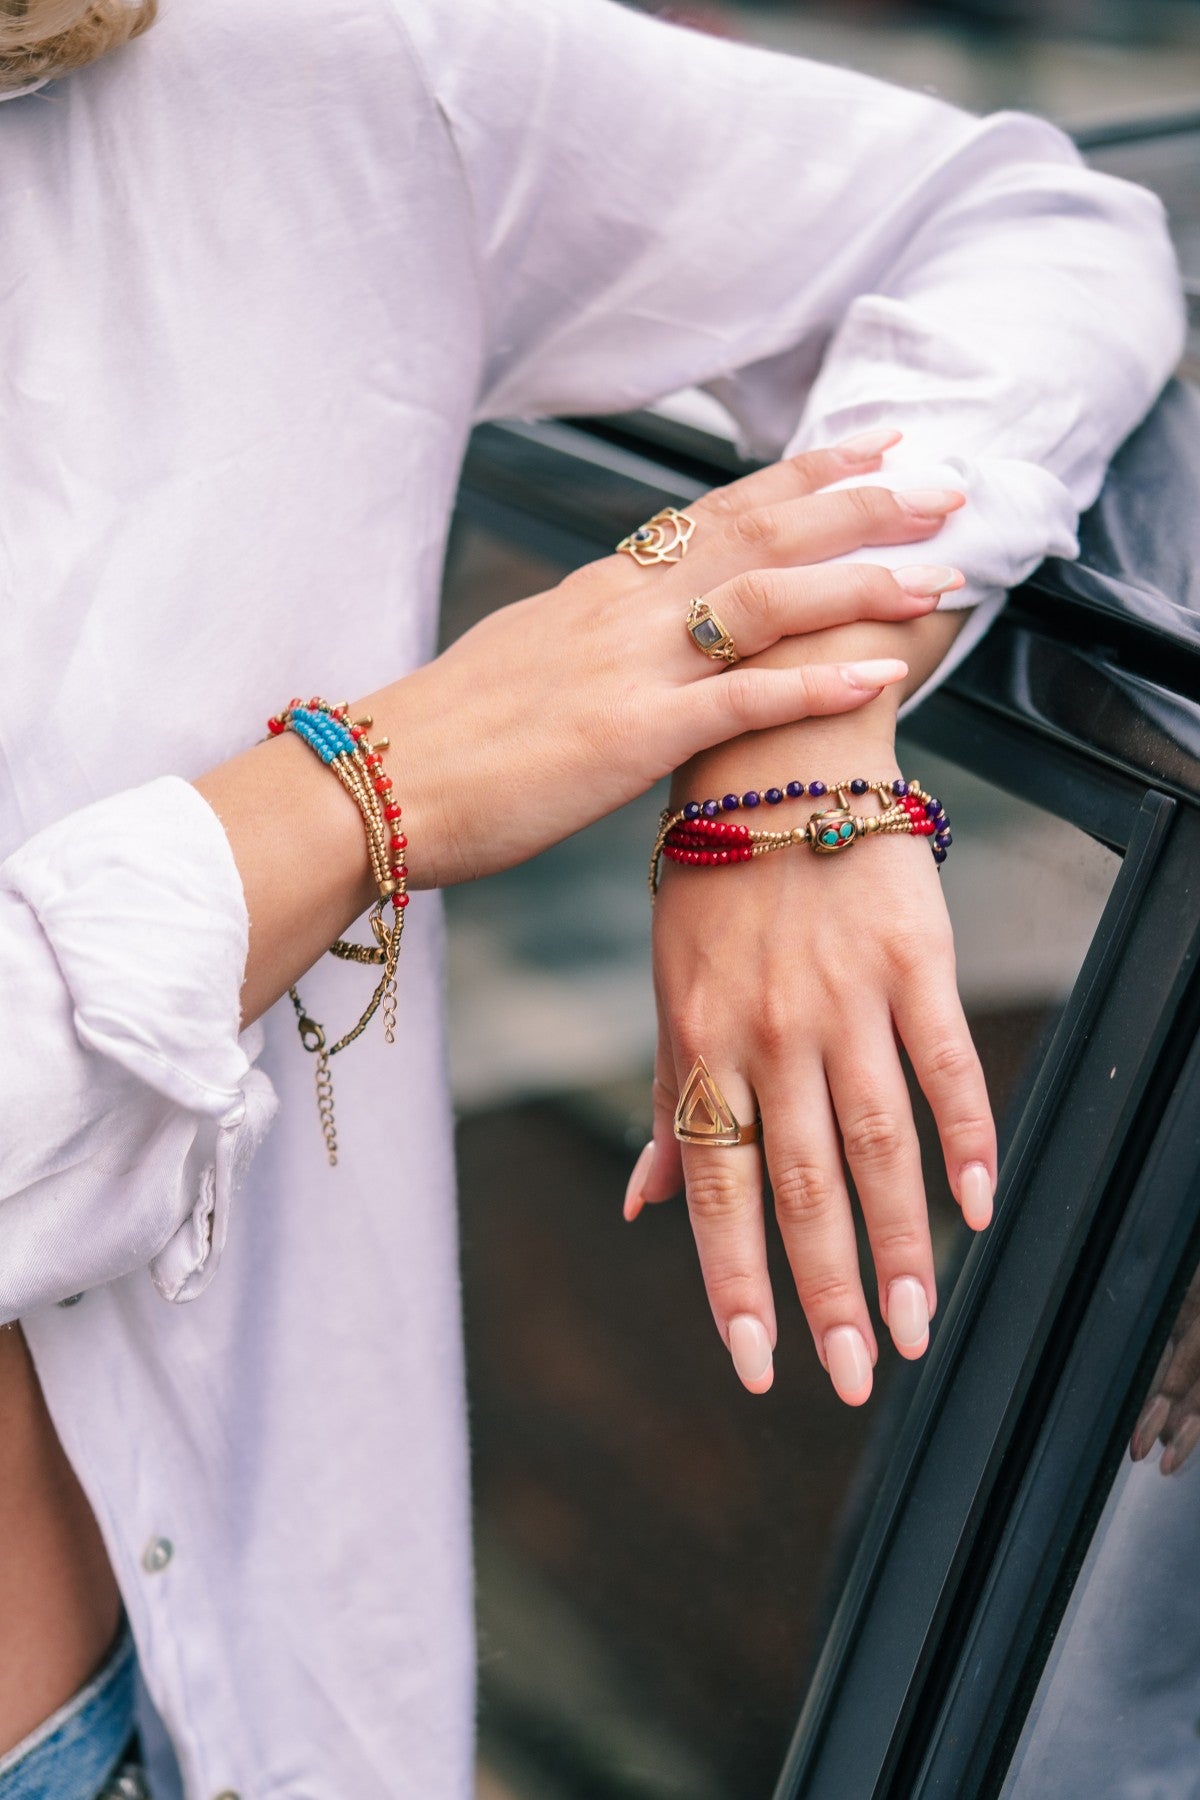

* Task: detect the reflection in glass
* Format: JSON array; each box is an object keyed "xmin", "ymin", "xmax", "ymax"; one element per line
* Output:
[
  {"xmin": 1132, "ymin": 1264, "xmax": 1200, "ymax": 1477},
  {"xmin": 1002, "ymin": 1253, "xmax": 1200, "ymax": 1799},
  {"xmin": 445, "ymin": 516, "xmax": 1121, "ymax": 1797}
]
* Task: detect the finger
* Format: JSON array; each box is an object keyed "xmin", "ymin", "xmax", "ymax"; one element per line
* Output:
[
  {"xmin": 756, "ymin": 1060, "xmax": 877, "ymax": 1404},
  {"xmin": 719, "ymin": 483, "xmax": 966, "ymax": 574},
  {"xmin": 1131, "ymin": 1338, "xmax": 1176, "ymax": 1460},
  {"xmin": 623, "ymin": 1072, "xmax": 685, "ymax": 1220},
  {"xmin": 893, "ymin": 963, "xmax": 997, "ymax": 1232},
  {"xmin": 1158, "ymin": 1274, "xmax": 1200, "ymax": 1396},
  {"xmin": 696, "ymin": 560, "xmax": 964, "ymax": 666},
  {"xmin": 624, "ymin": 980, "xmax": 687, "ymax": 1220},
  {"xmin": 694, "ymin": 430, "xmax": 903, "ymax": 522},
  {"xmin": 1160, "ymin": 1307, "xmax": 1200, "ymax": 1401},
  {"xmin": 827, "ymin": 1021, "xmax": 936, "ymax": 1362},
  {"xmin": 672, "ymin": 1051, "xmax": 777, "ymax": 1395},
  {"xmin": 1160, "ymin": 1410, "xmax": 1200, "ymax": 1476},
  {"xmin": 675, "ymin": 657, "xmax": 908, "ymax": 762}
]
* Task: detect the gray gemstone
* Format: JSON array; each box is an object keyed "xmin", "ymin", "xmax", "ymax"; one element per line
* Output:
[{"xmin": 693, "ymin": 617, "xmax": 723, "ymax": 648}]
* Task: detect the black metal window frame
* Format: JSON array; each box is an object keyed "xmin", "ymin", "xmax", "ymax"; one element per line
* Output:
[{"xmin": 456, "ymin": 402, "xmax": 1200, "ymax": 1800}]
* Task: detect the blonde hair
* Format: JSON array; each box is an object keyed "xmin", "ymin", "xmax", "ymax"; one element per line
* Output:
[{"xmin": 0, "ymin": 0, "xmax": 157, "ymax": 92}]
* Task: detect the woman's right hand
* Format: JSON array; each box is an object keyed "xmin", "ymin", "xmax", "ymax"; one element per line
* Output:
[{"xmin": 376, "ymin": 433, "xmax": 964, "ymax": 887}]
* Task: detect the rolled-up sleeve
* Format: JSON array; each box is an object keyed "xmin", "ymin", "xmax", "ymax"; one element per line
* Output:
[
  {"xmin": 0, "ymin": 776, "xmax": 278, "ymax": 1321},
  {"xmin": 399, "ymin": 0, "xmax": 1185, "ymax": 677}
]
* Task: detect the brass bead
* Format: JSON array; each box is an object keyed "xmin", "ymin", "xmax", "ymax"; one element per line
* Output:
[{"xmin": 380, "ymin": 878, "xmax": 397, "ymax": 897}]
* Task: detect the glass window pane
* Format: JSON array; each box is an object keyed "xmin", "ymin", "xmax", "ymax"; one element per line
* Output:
[
  {"xmin": 445, "ymin": 513, "xmax": 1121, "ymax": 1798},
  {"xmin": 1000, "ymin": 1247, "xmax": 1200, "ymax": 1799}
]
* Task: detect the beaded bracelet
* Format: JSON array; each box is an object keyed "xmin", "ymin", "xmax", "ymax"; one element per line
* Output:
[
  {"xmin": 266, "ymin": 696, "xmax": 410, "ymax": 1165},
  {"xmin": 649, "ymin": 776, "xmax": 952, "ymax": 899}
]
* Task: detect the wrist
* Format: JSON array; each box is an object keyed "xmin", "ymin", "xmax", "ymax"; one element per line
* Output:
[
  {"xmin": 670, "ymin": 609, "xmax": 967, "ymax": 804},
  {"xmin": 672, "ymin": 689, "xmax": 900, "ymax": 810}
]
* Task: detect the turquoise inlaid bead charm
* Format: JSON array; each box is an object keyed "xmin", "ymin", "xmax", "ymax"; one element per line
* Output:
[{"xmin": 810, "ymin": 808, "xmax": 858, "ymax": 854}]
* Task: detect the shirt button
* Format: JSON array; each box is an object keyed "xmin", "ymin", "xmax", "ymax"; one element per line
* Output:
[
  {"xmin": 57, "ymin": 1294, "xmax": 83, "ymax": 1308},
  {"xmin": 141, "ymin": 1536, "xmax": 173, "ymax": 1573},
  {"xmin": 212, "ymin": 1791, "xmax": 241, "ymax": 1799}
]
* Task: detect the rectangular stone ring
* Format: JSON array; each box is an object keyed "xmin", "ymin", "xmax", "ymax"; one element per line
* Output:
[{"xmin": 686, "ymin": 597, "xmax": 740, "ymax": 665}]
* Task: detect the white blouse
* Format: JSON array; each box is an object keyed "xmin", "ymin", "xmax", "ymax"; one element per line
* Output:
[{"xmin": 0, "ymin": 0, "xmax": 1182, "ymax": 1794}]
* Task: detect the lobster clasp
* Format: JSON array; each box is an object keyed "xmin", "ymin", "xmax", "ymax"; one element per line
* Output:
[{"xmin": 297, "ymin": 1015, "xmax": 326, "ymax": 1054}]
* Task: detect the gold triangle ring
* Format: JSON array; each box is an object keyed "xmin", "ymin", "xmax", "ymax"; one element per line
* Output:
[{"xmin": 673, "ymin": 1056, "xmax": 762, "ymax": 1148}]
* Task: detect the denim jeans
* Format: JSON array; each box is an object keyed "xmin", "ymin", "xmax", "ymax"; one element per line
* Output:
[{"xmin": 0, "ymin": 1626, "xmax": 146, "ymax": 1800}]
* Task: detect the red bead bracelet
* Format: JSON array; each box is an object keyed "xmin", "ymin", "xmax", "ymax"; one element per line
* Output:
[{"xmin": 649, "ymin": 777, "xmax": 952, "ymax": 898}]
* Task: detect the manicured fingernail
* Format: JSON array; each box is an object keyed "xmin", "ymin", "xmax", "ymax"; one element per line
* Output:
[
  {"xmin": 840, "ymin": 657, "xmax": 908, "ymax": 691},
  {"xmin": 1131, "ymin": 1394, "xmax": 1171, "ymax": 1461},
  {"xmin": 893, "ymin": 564, "xmax": 965, "ymax": 598},
  {"xmin": 824, "ymin": 1326, "xmax": 873, "ymax": 1405},
  {"xmin": 623, "ymin": 1140, "xmax": 655, "ymax": 1221},
  {"xmin": 960, "ymin": 1163, "xmax": 993, "ymax": 1230},
  {"xmin": 1162, "ymin": 1413, "xmax": 1200, "ymax": 1475},
  {"xmin": 836, "ymin": 427, "xmax": 902, "ymax": 461},
  {"xmin": 887, "ymin": 1277, "xmax": 930, "ymax": 1355},
  {"xmin": 895, "ymin": 488, "xmax": 966, "ymax": 519},
  {"xmin": 728, "ymin": 1315, "xmax": 774, "ymax": 1393}
]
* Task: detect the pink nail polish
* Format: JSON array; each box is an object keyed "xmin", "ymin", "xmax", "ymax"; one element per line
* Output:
[
  {"xmin": 887, "ymin": 1277, "xmax": 930, "ymax": 1354},
  {"xmin": 893, "ymin": 564, "xmax": 964, "ymax": 598},
  {"xmin": 840, "ymin": 657, "xmax": 908, "ymax": 691},
  {"xmin": 623, "ymin": 1140, "xmax": 654, "ymax": 1222},
  {"xmin": 835, "ymin": 427, "xmax": 902, "ymax": 461},
  {"xmin": 895, "ymin": 488, "xmax": 966, "ymax": 519},
  {"xmin": 959, "ymin": 1164, "xmax": 993, "ymax": 1230},
  {"xmin": 824, "ymin": 1326, "xmax": 873, "ymax": 1405},
  {"xmin": 728, "ymin": 1315, "xmax": 774, "ymax": 1393}
]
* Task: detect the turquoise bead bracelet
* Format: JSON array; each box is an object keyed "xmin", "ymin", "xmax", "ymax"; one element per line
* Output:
[{"xmin": 266, "ymin": 696, "xmax": 409, "ymax": 1164}]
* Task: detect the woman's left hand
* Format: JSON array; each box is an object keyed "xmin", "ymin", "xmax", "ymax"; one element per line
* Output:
[{"xmin": 628, "ymin": 717, "xmax": 997, "ymax": 1403}]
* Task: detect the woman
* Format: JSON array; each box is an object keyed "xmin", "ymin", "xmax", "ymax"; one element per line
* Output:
[{"xmin": 0, "ymin": 0, "xmax": 1183, "ymax": 1794}]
